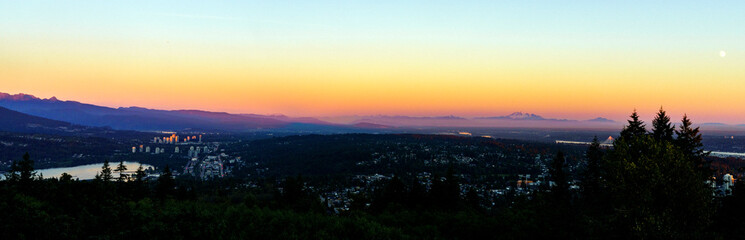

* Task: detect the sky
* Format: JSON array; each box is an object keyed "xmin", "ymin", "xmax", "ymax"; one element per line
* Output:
[{"xmin": 1, "ymin": 1, "xmax": 744, "ymax": 123}]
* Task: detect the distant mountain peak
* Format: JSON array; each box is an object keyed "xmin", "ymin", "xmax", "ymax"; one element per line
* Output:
[
  {"xmin": 0, "ymin": 92, "xmax": 62, "ymax": 102},
  {"xmin": 504, "ymin": 112, "xmax": 544, "ymax": 120},
  {"xmin": 0, "ymin": 92, "xmax": 41, "ymax": 101},
  {"xmin": 477, "ymin": 112, "xmax": 546, "ymax": 120},
  {"xmin": 585, "ymin": 117, "xmax": 615, "ymax": 123},
  {"xmin": 368, "ymin": 115, "xmax": 466, "ymax": 120}
]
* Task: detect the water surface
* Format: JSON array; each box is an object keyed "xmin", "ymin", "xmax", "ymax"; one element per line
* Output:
[{"xmin": 35, "ymin": 162, "xmax": 154, "ymax": 180}]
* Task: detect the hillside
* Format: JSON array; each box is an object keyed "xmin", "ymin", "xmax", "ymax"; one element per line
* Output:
[{"xmin": 0, "ymin": 106, "xmax": 80, "ymax": 134}]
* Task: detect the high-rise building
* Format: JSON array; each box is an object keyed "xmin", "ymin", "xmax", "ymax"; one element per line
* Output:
[{"xmin": 723, "ymin": 174, "xmax": 734, "ymax": 190}]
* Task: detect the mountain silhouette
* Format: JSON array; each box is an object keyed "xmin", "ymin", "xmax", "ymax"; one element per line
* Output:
[
  {"xmin": 585, "ymin": 117, "xmax": 616, "ymax": 123},
  {"xmin": 0, "ymin": 106, "xmax": 89, "ymax": 134},
  {"xmin": 477, "ymin": 112, "xmax": 547, "ymax": 120},
  {"xmin": 0, "ymin": 93, "xmax": 290, "ymax": 131}
]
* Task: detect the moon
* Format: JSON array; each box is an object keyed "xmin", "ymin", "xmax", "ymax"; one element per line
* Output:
[{"xmin": 720, "ymin": 50, "xmax": 726, "ymax": 57}]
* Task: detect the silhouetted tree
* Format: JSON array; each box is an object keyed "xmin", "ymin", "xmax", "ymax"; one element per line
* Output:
[
  {"xmin": 619, "ymin": 110, "xmax": 647, "ymax": 140},
  {"xmin": 549, "ymin": 151, "xmax": 569, "ymax": 201},
  {"xmin": 115, "ymin": 160, "xmax": 127, "ymax": 182},
  {"xmin": 604, "ymin": 133, "xmax": 712, "ymax": 238},
  {"xmin": 618, "ymin": 110, "xmax": 651, "ymax": 161},
  {"xmin": 59, "ymin": 172, "xmax": 73, "ymax": 182},
  {"xmin": 4, "ymin": 159, "xmax": 20, "ymax": 182},
  {"xmin": 2, "ymin": 153, "xmax": 37, "ymax": 191},
  {"xmin": 19, "ymin": 153, "xmax": 36, "ymax": 182},
  {"xmin": 581, "ymin": 137, "xmax": 604, "ymax": 202},
  {"xmin": 3, "ymin": 153, "xmax": 42, "ymax": 183},
  {"xmin": 675, "ymin": 114, "xmax": 709, "ymax": 178},
  {"xmin": 651, "ymin": 107, "xmax": 674, "ymax": 142},
  {"xmin": 134, "ymin": 164, "xmax": 147, "ymax": 182},
  {"xmin": 96, "ymin": 160, "xmax": 113, "ymax": 182},
  {"xmin": 156, "ymin": 165, "xmax": 175, "ymax": 198}
]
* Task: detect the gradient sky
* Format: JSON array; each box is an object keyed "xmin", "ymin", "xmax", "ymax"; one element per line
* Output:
[{"xmin": 1, "ymin": 1, "xmax": 743, "ymax": 123}]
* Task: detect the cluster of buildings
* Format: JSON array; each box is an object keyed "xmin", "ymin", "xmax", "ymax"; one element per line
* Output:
[
  {"xmin": 153, "ymin": 134, "xmax": 201, "ymax": 144},
  {"xmin": 187, "ymin": 145, "xmax": 212, "ymax": 158},
  {"xmin": 714, "ymin": 173, "xmax": 737, "ymax": 196},
  {"xmin": 130, "ymin": 134, "xmax": 209, "ymax": 154},
  {"xmin": 186, "ymin": 155, "xmax": 224, "ymax": 179},
  {"xmin": 131, "ymin": 145, "xmax": 173, "ymax": 154},
  {"xmin": 183, "ymin": 153, "xmax": 241, "ymax": 180}
]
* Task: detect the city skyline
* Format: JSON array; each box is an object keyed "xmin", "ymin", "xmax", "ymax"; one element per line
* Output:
[{"xmin": 2, "ymin": 1, "xmax": 744, "ymax": 123}]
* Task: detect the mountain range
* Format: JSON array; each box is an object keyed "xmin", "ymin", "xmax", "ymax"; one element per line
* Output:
[
  {"xmin": 0, "ymin": 106, "xmax": 75, "ymax": 133},
  {"xmin": 0, "ymin": 106, "xmax": 120, "ymax": 135},
  {"xmin": 0, "ymin": 92, "xmax": 628, "ymax": 132},
  {"xmin": 0, "ymin": 93, "xmax": 337, "ymax": 131}
]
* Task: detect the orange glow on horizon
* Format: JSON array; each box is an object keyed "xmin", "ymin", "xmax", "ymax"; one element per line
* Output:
[{"xmin": 2, "ymin": 23, "xmax": 744, "ymax": 124}]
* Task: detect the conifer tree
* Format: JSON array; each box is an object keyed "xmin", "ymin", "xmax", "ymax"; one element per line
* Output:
[
  {"xmin": 134, "ymin": 164, "xmax": 147, "ymax": 182},
  {"xmin": 156, "ymin": 165, "xmax": 175, "ymax": 197},
  {"xmin": 4, "ymin": 160, "xmax": 20, "ymax": 181},
  {"xmin": 675, "ymin": 114, "xmax": 709, "ymax": 177},
  {"xmin": 604, "ymin": 133, "xmax": 711, "ymax": 238},
  {"xmin": 651, "ymin": 107, "xmax": 674, "ymax": 142},
  {"xmin": 619, "ymin": 110, "xmax": 647, "ymax": 140},
  {"xmin": 18, "ymin": 152, "xmax": 36, "ymax": 183},
  {"xmin": 581, "ymin": 136, "xmax": 604, "ymax": 199},
  {"xmin": 549, "ymin": 151, "xmax": 569, "ymax": 200},
  {"xmin": 115, "ymin": 160, "xmax": 128, "ymax": 182},
  {"xmin": 99, "ymin": 160, "xmax": 113, "ymax": 182}
]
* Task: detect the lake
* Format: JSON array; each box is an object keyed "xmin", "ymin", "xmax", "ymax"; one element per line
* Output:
[{"xmin": 34, "ymin": 162, "xmax": 154, "ymax": 180}]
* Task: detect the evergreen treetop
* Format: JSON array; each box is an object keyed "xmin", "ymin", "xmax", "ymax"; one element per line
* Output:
[
  {"xmin": 620, "ymin": 110, "xmax": 647, "ymax": 140},
  {"xmin": 98, "ymin": 160, "xmax": 113, "ymax": 182},
  {"xmin": 115, "ymin": 160, "xmax": 128, "ymax": 182},
  {"xmin": 675, "ymin": 114, "xmax": 709, "ymax": 177},
  {"xmin": 134, "ymin": 164, "xmax": 147, "ymax": 182},
  {"xmin": 651, "ymin": 107, "xmax": 674, "ymax": 142}
]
